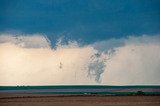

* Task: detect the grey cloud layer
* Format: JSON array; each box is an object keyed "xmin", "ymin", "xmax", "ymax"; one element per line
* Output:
[{"xmin": 0, "ymin": 34, "xmax": 51, "ymax": 48}]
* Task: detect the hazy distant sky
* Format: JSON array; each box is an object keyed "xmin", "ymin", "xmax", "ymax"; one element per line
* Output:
[{"xmin": 0, "ymin": 0, "xmax": 160, "ymax": 85}]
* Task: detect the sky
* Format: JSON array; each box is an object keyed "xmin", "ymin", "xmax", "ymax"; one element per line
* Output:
[{"xmin": 0, "ymin": 0, "xmax": 160, "ymax": 85}]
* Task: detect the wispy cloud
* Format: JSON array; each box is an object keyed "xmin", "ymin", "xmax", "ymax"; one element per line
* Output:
[{"xmin": 0, "ymin": 34, "xmax": 51, "ymax": 48}]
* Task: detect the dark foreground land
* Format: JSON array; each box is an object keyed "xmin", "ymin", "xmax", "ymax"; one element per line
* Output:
[
  {"xmin": 0, "ymin": 95, "xmax": 160, "ymax": 106},
  {"xmin": 0, "ymin": 85, "xmax": 160, "ymax": 106}
]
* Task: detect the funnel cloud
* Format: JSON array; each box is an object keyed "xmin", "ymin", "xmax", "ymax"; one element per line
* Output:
[{"xmin": 0, "ymin": 33, "xmax": 160, "ymax": 85}]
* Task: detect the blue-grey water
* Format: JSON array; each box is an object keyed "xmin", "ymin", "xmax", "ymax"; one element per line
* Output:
[{"xmin": 0, "ymin": 85, "xmax": 160, "ymax": 95}]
